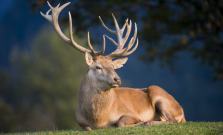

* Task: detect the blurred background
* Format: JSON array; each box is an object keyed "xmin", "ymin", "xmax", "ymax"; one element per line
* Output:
[{"xmin": 0, "ymin": 0, "xmax": 223, "ymax": 133}]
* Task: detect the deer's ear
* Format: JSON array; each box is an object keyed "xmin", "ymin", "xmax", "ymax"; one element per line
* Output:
[
  {"xmin": 112, "ymin": 57, "xmax": 128, "ymax": 69},
  {"xmin": 85, "ymin": 52, "xmax": 94, "ymax": 66}
]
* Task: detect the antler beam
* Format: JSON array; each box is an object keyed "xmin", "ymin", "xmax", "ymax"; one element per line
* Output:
[{"xmin": 40, "ymin": 1, "xmax": 105, "ymax": 56}]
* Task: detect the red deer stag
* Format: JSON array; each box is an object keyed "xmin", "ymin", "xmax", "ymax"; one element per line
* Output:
[{"xmin": 40, "ymin": 1, "xmax": 186, "ymax": 131}]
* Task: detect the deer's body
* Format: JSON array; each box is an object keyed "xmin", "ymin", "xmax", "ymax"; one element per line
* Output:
[
  {"xmin": 76, "ymin": 70, "xmax": 185, "ymax": 130},
  {"xmin": 41, "ymin": 1, "xmax": 186, "ymax": 131}
]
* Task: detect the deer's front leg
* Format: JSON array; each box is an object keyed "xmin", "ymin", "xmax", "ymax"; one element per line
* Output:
[
  {"xmin": 116, "ymin": 115, "xmax": 142, "ymax": 127},
  {"xmin": 82, "ymin": 126, "xmax": 92, "ymax": 131}
]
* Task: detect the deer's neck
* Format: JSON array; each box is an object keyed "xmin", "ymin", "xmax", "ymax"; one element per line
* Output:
[
  {"xmin": 78, "ymin": 70, "xmax": 115, "ymax": 122},
  {"xmin": 79, "ymin": 69, "xmax": 115, "ymax": 104}
]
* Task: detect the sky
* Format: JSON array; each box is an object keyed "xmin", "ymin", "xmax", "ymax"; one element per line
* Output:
[{"xmin": 0, "ymin": 0, "xmax": 223, "ymax": 124}]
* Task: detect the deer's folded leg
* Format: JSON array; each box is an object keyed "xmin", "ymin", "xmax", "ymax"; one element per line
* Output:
[{"xmin": 116, "ymin": 115, "xmax": 142, "ymax": 127}]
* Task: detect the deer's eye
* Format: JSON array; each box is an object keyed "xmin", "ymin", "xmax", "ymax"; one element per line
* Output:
[{"xmin": 96, "ymin": 66, "xmax": 102, "ymax": 70}]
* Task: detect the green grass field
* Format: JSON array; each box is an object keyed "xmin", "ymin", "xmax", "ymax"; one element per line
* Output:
[{"xmin": 7, "ymin": 122, "xmax": 223, "ymax": 135}]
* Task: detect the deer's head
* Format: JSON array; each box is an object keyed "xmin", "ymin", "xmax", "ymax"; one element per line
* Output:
[{"xmin": 40, "ymin": 2, "xmax": 138, "ymax": 90}]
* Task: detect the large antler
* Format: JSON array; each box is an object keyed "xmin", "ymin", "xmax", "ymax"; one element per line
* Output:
[
  {"xmin": 40, "ymin": 1, "xmax": 105, "ymax": 56},
  {"xmin": 99, "ymin": 14, "xmax": 138, "ymax": 59}
]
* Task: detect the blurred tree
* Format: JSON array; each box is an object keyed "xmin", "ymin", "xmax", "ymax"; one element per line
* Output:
[
  {"xmin": 0, "ymin": 27, "xmax": 87, "ymax": 132},
  {"xmin": 0, "ymin": 70, "xmax": 16, "ymax": 132},
  {"xmin": 30, "ymin": 0, "xmax": 223, "ymax": 80}
]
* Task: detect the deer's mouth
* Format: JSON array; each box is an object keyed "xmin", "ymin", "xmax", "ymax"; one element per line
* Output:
[{"xmin": 110, "ymin": 83, "xmax": 119, "ymax": 88}]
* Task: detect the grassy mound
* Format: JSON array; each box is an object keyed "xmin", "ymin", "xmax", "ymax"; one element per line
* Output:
[{"xmin": 8, "ymin": 122, "xmax": 223, "ymax": 135}]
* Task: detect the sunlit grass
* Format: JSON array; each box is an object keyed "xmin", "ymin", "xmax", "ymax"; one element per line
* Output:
[{"xmin": 7, "ymin": 122, "xmax": 223, "ymax": 135}]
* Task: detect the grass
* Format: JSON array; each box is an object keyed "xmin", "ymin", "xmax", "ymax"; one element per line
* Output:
[{"xmin": 7, "ymin": 122, "xmax": 223, "ymax": 135}]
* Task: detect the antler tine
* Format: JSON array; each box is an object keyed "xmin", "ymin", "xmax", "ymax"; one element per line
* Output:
[
  {"xmin": 122, "ymin": 20, "xmax": 132, "ymax": 48},
  {"xmin": 58, "ymin": 2, "xmax": 70, "ymax": 12},
  {"xmin": 104, "ymin": 35, "xmax": 118, "ymax": 47},
  {"xmin": 40, "ymin": 9, "xmax": 52, "ymax": 22},
  {"xmin": 87, "ymin": 32, "xmax": 96, "ymax": 54},
  {"xmin": 56, "ymin": 3, "xmax": 60, "ymax": 8},
  {"xmin": 47, "ymin": 1, "xmax": 53, "ymax": 9},
  {"xmin": 100, "ymin": 35, "xmax": 106, "ymax": 55},
  {"xmin": 111, "ymin": 14, "xmax": 124, "ymax": 47},
  {"xmin": 123, "ymin": 22, "xmax": 137, "ymax": 50},
  {"xmin": 121, "ymin": 18, "xmax": 128, "ymax": 34},
  {"xmin": 46, "ymin": 9, "xmax": 51, "ymax": 15},
  {"xmin": 99, "ymin": 16, "xmax": 116, "ymax": 34},
  {"xmin": 68, "ymin": 12, "xmax": 90, "ymax": 52}
]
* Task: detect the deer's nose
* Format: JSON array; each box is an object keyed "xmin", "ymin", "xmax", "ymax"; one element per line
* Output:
[{"xmin": 114, "ymin": 77, "xmax": 121, "ymax": 85}]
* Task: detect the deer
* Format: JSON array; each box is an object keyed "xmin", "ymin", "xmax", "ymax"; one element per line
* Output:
[{"xmin": 40, "ymin": 1, "xmax": 186, "ymax": 131}]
